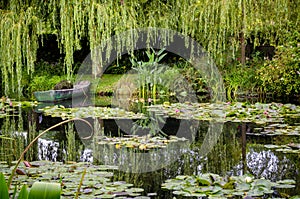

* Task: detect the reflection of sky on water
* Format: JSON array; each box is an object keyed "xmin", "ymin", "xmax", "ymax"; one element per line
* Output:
[
  {"xmin": 80, "ymin": 149, "xmax": 93, "ymax": 162},
  {"xmin": 246, "ymin": 148, "xmax": 297, "ymax": 181},
  {"xmin": 38, "ymin": 138, "xmax": 59, "ymax": 161},
  {"xmin": 37, "ymin": 137, "xmax": 298, "ymax": 184},
  {"xmin": 38, "ymin": 138, "xmax": 93, "ymax": 162}
]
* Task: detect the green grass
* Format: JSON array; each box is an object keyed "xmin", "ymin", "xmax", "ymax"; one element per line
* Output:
[
  {"xmin": 94, "ymin": 96, "xmax": 113, "ymax": 107},
  {"xmin": 96, "ymin": 74, "xmax": 123, "ymax": 94}
]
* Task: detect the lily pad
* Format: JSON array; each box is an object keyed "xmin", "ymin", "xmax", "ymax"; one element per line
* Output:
[
  {"xmin": 97, "ymin": 135, "xmax": 188, "ymax": 151},
  {"xmin": 0, "ymin": 161, "xmax": 150, "ymax": 198},
  {"xmin": 161, "ymin": 173, "xmax": 295, "ymax": 198},
  {"xmin": 39, "ymin": 106, "xmax": 145, "ymax": 120}
]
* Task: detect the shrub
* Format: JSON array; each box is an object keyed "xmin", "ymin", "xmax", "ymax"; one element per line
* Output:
[
  {"xmin": 256, "ymin": 31, "xmax": 300, "ymax": 96},
  {"xmin": 222, "ymin": 59, "xmax": 261, "ymax": 101},
  {"xmin": 27, "ymin": 75, "xmax": 72, "ymax": 100}
]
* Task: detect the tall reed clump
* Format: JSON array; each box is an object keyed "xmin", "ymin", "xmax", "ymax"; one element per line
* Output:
[{"xmin": 131, "ymin": 48, "xmax": 167, "ymax": 104}]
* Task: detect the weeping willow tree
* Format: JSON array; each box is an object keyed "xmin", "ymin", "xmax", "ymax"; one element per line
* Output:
[{"xmin": 0, "ymin": 0, "xmax": 298, "ymax": 98}]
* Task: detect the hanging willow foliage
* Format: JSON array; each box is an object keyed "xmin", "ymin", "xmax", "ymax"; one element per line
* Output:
[
  {"xmin": 0, "ymin": 0, "xmax": 298, "ymax": 98},
  {"xmin": 0, "ymin": 7, "xmax": 41, "ymax": 98}
]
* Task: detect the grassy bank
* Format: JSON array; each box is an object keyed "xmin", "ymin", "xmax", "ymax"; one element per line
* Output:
[{"xmin": 95, "ymin": 74, "xmax": 123, "ymax": 95}]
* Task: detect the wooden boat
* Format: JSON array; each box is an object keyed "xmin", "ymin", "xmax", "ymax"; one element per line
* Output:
[{"xmin": 33, "ymin": 80, "xmax": 91, "ymax": 102}]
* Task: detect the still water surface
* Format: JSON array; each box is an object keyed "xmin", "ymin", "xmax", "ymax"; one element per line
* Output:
[{"xmin": 0, "ymin": 100, "xmax": 299, "ymax": 198}]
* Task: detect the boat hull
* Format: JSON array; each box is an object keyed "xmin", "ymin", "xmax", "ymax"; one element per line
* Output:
[{"xmin": 33, "ymin": 81, "xmax": 90, "ymax": 102}]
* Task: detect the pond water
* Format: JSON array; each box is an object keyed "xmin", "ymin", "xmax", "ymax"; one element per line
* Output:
[{"xmin": 0, "ymin": 98, "xmax": 299, "ymax": 198}]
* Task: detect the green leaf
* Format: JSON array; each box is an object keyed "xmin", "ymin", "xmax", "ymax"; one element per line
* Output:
[
  {"xmin": 0, "ymin": 173, "xmax": 9, "ymax": 199},
  {"xmin": 98, "ymin": 194, "xmax": 116, "ymax": 198},
  {"xmin": 276, "ymin": 179, "xmax": 296, "ymax": 184},
  {"xmin": 126, "ymin": 187, "xmax": 144, "ymax": 193},
  {"xmin": 252, "ymin": 179, "xmax": 272, "ymax": 189},
  {"xmin": 28, "ymin": 182, "xmax": 61, "ymax": 199},
  {"xmin": 18, "ymin": 185, "xmax": 29, "ymax": 199},
  {"xmin": 290, "ymin": 195, "xmax": 300, "ymax": 199},
  {"xmin": 274, "ymin": 184, "xmax": 295, "ymax": 189},
  {"xmin": 12, "ymin": 184, "xmax": 18, "ymax": 199},
  {"xmin": 236, "ymin": 182, "xmax": 250, "ymax": 191},
  {"xmin": 157, "ymin": 53, "xmax": 167, "ymax": 63},
  {"xmin": 195, "ymin": 176, "xmax": 211, "ymax": 186}
]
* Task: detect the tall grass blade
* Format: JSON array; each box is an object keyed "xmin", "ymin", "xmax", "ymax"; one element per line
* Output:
[
  {"xmin": 0, "ymin": 173, "xmax": 9, "ymax": 199},
  {"xmin": 17, "ymin": 185, "xmax": 29, "ymax": 199}
]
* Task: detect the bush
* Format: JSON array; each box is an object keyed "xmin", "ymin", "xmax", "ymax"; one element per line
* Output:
[
  {"xmin": 27, "ymin": 75, "xmax": 71, "ymax": 100},
  {"xmin": 222, "ymin": 57, "xmax": 261, "ymax": 101},
  {"xmin": 256, "ymin": 31, "xmax": 300, "ymax": 96}
]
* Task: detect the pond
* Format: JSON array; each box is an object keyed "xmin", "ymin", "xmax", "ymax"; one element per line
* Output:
[{"xmin": 0, "ymin": 98, "xmax": 299, "ymax": 198}]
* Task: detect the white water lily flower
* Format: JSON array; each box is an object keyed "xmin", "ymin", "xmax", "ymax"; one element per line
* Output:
[{"xmin": 245, "ymin": 176, "xmax": 253, "ymax": 183}]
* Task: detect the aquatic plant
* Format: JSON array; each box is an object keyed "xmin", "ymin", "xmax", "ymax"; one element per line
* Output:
[
  {"xmin": 131, "ymin": 48, "xmax": 167, "ymax": 104},
  {"xmin": 97, "ymin": 135, "xmax": 187, "ymax": 151},
  {"xmin": 264, "ymin": 143, "xmax": 300, "ymax": 154},
  {"xmin": 0, "ymin": 172, "xmax": 61, "ymax": 199},
  {"xmin": 0, "ymin": 161, "xmax": 149, "ymax": 198},
  {"xmin": 161, "ymin": 173, "xmax": 296, "ymax": 198},
  {"xmin": 39, "ymin": 105, "xmax": 145, "ymax": 120},
  {"xmin": 0, "ymin": 101, "xmax": 38, "ymax": 165},
  {"xmin": 147, "ymin": 102, "xmax": 300, "ymax": 124},
  {"xmin": 37, "ymin": 102, "xmax": 300, "ymax": 138},
  {"xmin": 0, "ymin": 101, "xmax": 25, "ymax": 166},
  {"xmin": 0, "ymin": 111, "xmax": 152, "ymax": 198},
  {"xmin": 6, "ymin": 118, "xmax": 92, "ymax": 189}
]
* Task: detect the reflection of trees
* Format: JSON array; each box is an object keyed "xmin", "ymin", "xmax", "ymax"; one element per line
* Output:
[
  {"xmin": 162, "ymin": 121, "xmax": 251, "ymax": 177},
  {"xmin": 0, "ymin": 106, "xmax": 25, "ymax": 164},
  {"xmin": 200, "ymin": 122, "xmax": 242, "ymax": 175},
  {"xmin": 247, "ymin": 146, "xmax": 297, "ymax": 181},
  {"xmin": 94, "ymin": 119, "xmax": 300, "ymax": 196}
]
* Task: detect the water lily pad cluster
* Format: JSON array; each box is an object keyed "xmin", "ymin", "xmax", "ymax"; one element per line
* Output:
[
  {"xmin": 0, "ymin": 161, "xmax": 148, "ymax": 198},
  {"xmin": 0, "ymin": 99, "xmax": 37, "ymax": 116},
  {"xmin": 264, "ymin": 143, "xmax": 300, "ymax": 154},
  {"xmin": 161, "ymin": 173, "xmax": 296, "ymax": 198},
  {"xmin": 39, "ymin": 105, "xmax": 145, "ymax": 120},
  {"xmin": 147, "ymin": 102, "xmax": 300, "ymax": 124},
  {"xmin": 97, "ymin": 135, "xmax": 188, "ymax": 151},
  {"xmin": 251, "ymin": 123, "xmax": 300, "ymax": 136},
  {"xmin": 0, "ymin": 98, "xmax": 20, "ymax": 117}
]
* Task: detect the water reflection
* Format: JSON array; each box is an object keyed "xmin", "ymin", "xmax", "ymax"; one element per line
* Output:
[
  {"xmin": 80, "ymin": 148, "xmax": 93, "ymax": 162},
  {"xmin": 247, "ymin": 147, "xmax": 296, "ymax": 181},
  {"xmin": 38, "ymin": 138, "xmax": 59, "ymax": 161},
  {"xmin": 38, "ymin": 137, "xmax": 93, "ymax": 162},
  {"xmin": 0, "ymin": 103, "xmax": 299, "ymax": 197},
  {"xmin": 94, "ymin": 120, "xmax": 300, "ymax": 196},
  {"xmin": 0, "ymin": 105, "xmax": 25, "ymax": 164}
]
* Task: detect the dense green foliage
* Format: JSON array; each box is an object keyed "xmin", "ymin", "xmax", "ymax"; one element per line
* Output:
[
  {"xmin": 0, "ymin": 0, "xmax": 299, "ymax": 99},
  {"xmin": 257, "ymin": 30, "xmax": 300, "ymax": 97},
  {"xmin": 222, "ymin": 55, "xmax": 264, "ymax": 100}
]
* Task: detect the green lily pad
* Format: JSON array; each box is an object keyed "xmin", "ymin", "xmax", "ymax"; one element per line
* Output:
[
  {"xmin": 274, "ymin": 184, "xmax": 295, "ymax": 189},
  {"xmin": 98, "ymin": 193, "xmax": 116, "ymax": 198},
  {"xmin": 162, "ymin": 173, "xmax": 296, "ymax": 198},
  {"xmin": 0, "ymin": 161, "xmax": 151, "ymax": 198},
  {"xmin": 276, "ymin": 179, "xmax": 296, "ymax": 184},
  {"xmin": 126, "ymin": 187, "xmax": 144, "ymax": 193}
]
